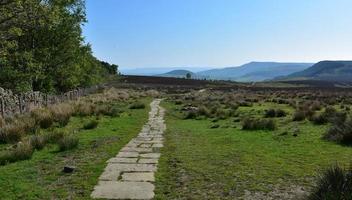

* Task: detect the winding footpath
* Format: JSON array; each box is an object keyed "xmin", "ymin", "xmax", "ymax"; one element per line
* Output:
[{"xmin": 91, "ymin": 99, "xmax": 166, "ymax": 199}]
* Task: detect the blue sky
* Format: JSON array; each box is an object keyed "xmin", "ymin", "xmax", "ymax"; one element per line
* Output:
[{"xmin": 83, "ymin": 0, "xmax": 352, "ymax": 69}]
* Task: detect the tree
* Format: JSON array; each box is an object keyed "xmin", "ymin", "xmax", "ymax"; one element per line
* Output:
[
  {"xmin": 186, "ymin": 73, "xmax": 192, "ymax": 79},
  {"xmin": 0, "ymin": 0, "xmax": 117, "ymax": 93}
]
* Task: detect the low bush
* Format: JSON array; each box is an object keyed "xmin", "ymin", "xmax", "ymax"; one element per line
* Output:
[
  {"xmin": 45, "ymin": 130, "xmax": 65, "ymax": 144},
  {"xmin": 0, "ymin": 117, "xmax": 5, "ymax": 128},
  {"xmin": 293, "ymin": 110, "xmax": 306, "ymax": 121},
  {"xmin": 57, "ymin": 135, "xmax": 79, "ymax": 151},
  {"xmin": 310, "ymin": 113, "xmax": 328, "ymax": 125},
  {"xmin": 74, "ymin": 102, "xmax": 95, "ymax": 116},
  {"xmin": 30, "ymin": 135, "xmax": 47, "ymax": 150},
  {"xmin": 265, "ymin": 109, "xmax": 276, "ymax": 118},
  {"xmin": 184, "ymin": 110, "xmax": 198, "ymax": 119},
  {"xmin": 308, "ymin": 164, "xmax": 352, "ymax": 200},
  {"xmin": 0, "ymin": 121, "xmax": 26, "ymax": 143},
  {"xmin": 242, "ymin": 118, "xmax": 276, "ymax": 131},
  {"xmin": 129, "ymin": 102, "xmax": 146, "ymax": 109},
  {"xmin": 0, "ymin": 141, "xmax": 34, "ymax": 165},
  {"xmin": 83, "ymin": 120, "xmax": 99, "ymax": 130},
  {"xmin": 323, "ymin": 117, "xmax": 352, "ymax": 144},
  {"xmin": 264, "ymin": 109, "xmax": 286, "ymax": 118},
  {"xmin": 31, "ymin": 108, "xmax": 54, "ymax": 129},
  {"xmin": 49, "ymin": 103, "xmax": 73, "ymax": 126}
]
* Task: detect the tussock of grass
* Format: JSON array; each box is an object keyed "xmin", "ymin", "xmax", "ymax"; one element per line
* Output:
[
  {"xmin": 83, "ymin": 120, "xmax": 99, "ymax": 130},
  {"xmin": 242, "ymin": 118, "xmax": 276, "ymax": 131},
  {"xmin": 30, "ymin": 135, "xmax": 47, "ymax": 150},
  {"xmin": 308, "ymin": 164, "xmax": 352, "ymax": 200},
  {"xmin": 31, "ymin": 108, "xmax": 54, "ymax": 129},
  {"xmin": 57, "ymin": 135, "xmax": 79, "ymax": 151},
  {"xmin": 129, "ymin": 102, "xmax": 146, "ymax": 109},
  {"xmin": 0, "ymin": 141, "xmax": 34, "ymax": 165},
  {"xmin": 49, "ymin": 103, "xmax": 73, "ymax": 126}
]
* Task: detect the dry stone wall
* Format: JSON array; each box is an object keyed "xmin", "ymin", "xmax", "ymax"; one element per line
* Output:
[{"xmin": 0, "ymin": 85, "xmax": 104, "ymax": 117}]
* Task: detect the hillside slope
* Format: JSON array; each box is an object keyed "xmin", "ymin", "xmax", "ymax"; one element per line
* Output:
[
  {"xmin": 197, "ymin": 62, "xmax": 313, "ymax": 82},
  {"xmin": 282, "ymin": 61, "xmax": 352, "ymax": 82},
  {"xmin": 158, "ymin": 70, "xmax": 196, "ymax": 78}
]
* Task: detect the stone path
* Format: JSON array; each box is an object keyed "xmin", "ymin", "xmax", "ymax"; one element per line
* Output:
[{"xmin": 91, "ymin": 99, "xmax": 165, "ymax": 199}]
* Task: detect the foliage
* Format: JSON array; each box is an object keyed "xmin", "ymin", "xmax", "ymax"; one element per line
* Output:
[
  {"xmin": 0, "ymin": 0, "xmax": 117, "ymax": 93},
  {"xmin": 83, "ymin": 119, "xmax": 99, "ymax": 130},
  {"xmin": 308, "ymin": 164, "xmax": 352, "ymax": 200},
  {"xmin": 0, "ymin": 141, "xmax": 34, "ymax": 165},
  {"xmin": 129, "ymin": 102, "xmax": 146, "ymax": 109},
  {"xmin": 57, "ymin": 134, "xmax": 79, "ymax": 151},
  {"xmin": 324, "ymin": 117, "xmax": 352, "ymax": 145},
  {"xmin": 242, "ymin": 118, "xmax": 276, "ymax": 131}
]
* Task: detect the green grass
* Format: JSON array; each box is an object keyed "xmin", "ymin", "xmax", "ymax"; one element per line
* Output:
[
  {"xmin": 155, "ymin": 101, "xmax": 352, "ymax": 199},
  {"xmin": 0, "ymin": 99, "xmax": 151, "ymax": 200}
]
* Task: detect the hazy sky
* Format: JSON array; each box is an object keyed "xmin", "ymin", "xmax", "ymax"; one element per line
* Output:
[{"xmin": 83, "ymin": 0, "xmax": 352, "ymax": 68}]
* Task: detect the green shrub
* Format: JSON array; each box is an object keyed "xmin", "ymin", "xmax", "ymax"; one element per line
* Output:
[
  {"xmin": 276, "ymin": 109, "xmax": 287, "ymax": 117},
  {"xmin": 83, "ymin": 120, "xmax": 99, "ymax": 130},
  {"xmin": 57, "ymin": 135, "xmax": 79, "ymax": 151},
  {"xmin": 184, "ymin": 110, "xmax": 198, "ymax": 119},
  {"xmin": 293, "ymin": 110, "xmax": 306, "ymax": 121},
  {"xmin": 49, "ymin": 103, "xmax": 73, "ymax": 126},
  {"xmin": 0, "ymin": 121, "xmax": 26, "ymax": 143},
  {"xmin": 45, "ymin": 130, "xmax": 65, "ymax": 144},
  {"xmin": 265, "ymin": 109, "xmax": 276, "ymax": 118},
  {"xmin": 0, "ymin": 141, "xmax": 34, "ymax": 165},
  {"xmin": 129, "ymin": 102, "xmax": 146, "ymax": 109},
  {"xmin": 30, "ymin": 135, "xmax": 47, "ymax": 150},
  {"xmin": 242, "ymin": 118, "xmax": 276, "ymax": 131},
  {"xmin": 74, "ymin": 102, "xmax": 95, "ymax": 116},
  {"xmin": 323, "ymin": 118, "xmax": 352, "ymax": 144},
  {"xmin": 265, "ymin": 109, "xmax": 286, "ymax": 118},
  {"xmin": 308, "ymin": 164, "xmax": 352, "ymax": 200},
  {"xmin": 31, "ymin": 108, "xmax": 54, "ymax": 129},
  {"xmin": 310, "ymin": 113, "xmax": 328, "ymax": 125}
]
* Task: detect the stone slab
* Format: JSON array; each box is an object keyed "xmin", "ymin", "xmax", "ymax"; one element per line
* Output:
[
  {"xmin": 140, "ymin": 153, "xmax": 161, "ymax": 159},
  {"xmin": 107, "ymin": 158, "xmax": 138, "ymax": 163},
  {"xmin": 122, "ymin": 172, "xmax": 155, "ymax": 182},
  {"xmin": 105, "ymin": 163, "xmax": 157, "ymax": 172},
  {"xmin": 138, "ymin": 158, "xmax": 158, "ymax": 164},
  {"xmin": 116, "ymin": 152, "xmax": 139, "ymax": 158},
  {"xmin": 91, "ymin": 181, "xmax": 155, "ymax": 199}
]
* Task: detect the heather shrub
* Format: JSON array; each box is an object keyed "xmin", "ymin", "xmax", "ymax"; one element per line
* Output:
[
  {"xmin": 58, "ymin": 135, "xmax": 79, "ymax": 151},
  {"xmin": 293, "ymin": 110, "xmax": 306, "ymax": 121},
  {"xmin": 129, "ymin": 102, "xmax": 146, "ymax": 109},
  {"xmin": 265, "ymin": 109, "xmax": 276, "ymax": 118},
  {"xmin": 49, "ymin": 103, "xmax": 73, "ymax": 126},
  {"xmin": 31, "ymin": 108, "xmax": 54, "ymax": 129},
  {"xmin": 310, "ymin": 113, "xmax": 328, "ymax": 125},
  {"xmin": 308, "ymin": 164, "xmax": 352, "ymax": 200},
  {"xmin": 74, "ymin": 102, "xmax": 95, "ymax": 116},
  {"xmin": 242, "ymin": 118, "xmax": 276, "ymax": 131},
  {"xmin": 0, "ymin": 117, "xmax": 5, "ymax": 128},
  {"xmin": 30, "ymin": 135, "xmax": 47, "ymax": 150},
  {"xmin": 83, "ymin": 120, "xmax": 99, "ymax": 130},
  {"xmin": 323, "ymin": 117, "xmax": 352, "ymax": 144},
  {"xmin": 45, "ymin": 130, "xmax": 65, "ymax": 144},
  {"xmin": 0, "ymin": 121, "xmax": 26, "ymax": 143},
  {"xmin": 0, "ymin": 141, "xmax": 34, "ymax": 165}
]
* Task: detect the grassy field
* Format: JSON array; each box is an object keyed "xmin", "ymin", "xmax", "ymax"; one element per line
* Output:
[
  {"xmin": 0, "ymin": 98, "xmax": 151, "ymax": 200},
  {"xmin": 155, "ymin": 101, "xmax": 352, "ymax": 199}
]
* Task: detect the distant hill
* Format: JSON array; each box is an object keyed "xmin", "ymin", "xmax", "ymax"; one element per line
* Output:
[
  {"xmin": 158, "ymin": 70, "xmax": 196, "ymax": 78},
  {"xmin": 280, "ymin": 61, "xmax": 352, "ymax": 82},
  {"xmin": 120, "ymin": 67, "xmax": 211, "ymax": 76},
  {"xmin": 197, "ymin": 62, "xmax": 313, "ymax": 82}
]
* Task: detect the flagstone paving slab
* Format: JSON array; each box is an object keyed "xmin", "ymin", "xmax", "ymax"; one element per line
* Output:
[{"xmin": 91, "ymin": 99, "xmax": 165, "ymax": 199}]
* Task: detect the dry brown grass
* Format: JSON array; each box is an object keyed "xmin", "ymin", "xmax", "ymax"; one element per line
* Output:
[
  {"xmin": 48, "ymin": 103, "xmax": 74, "ymax": 126},
  {"xmin": 31, "ymin": 108, "xmax": 54, "ymax": 129}
]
